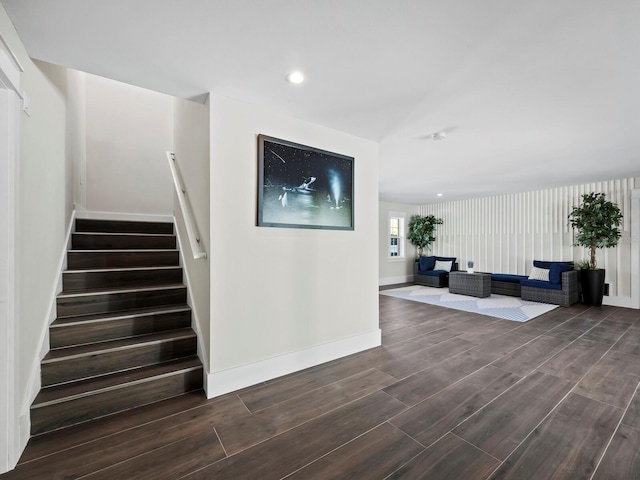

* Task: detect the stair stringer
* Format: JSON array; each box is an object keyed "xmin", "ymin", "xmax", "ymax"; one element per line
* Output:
[
  {"xmin": 173, "ymin": 214, "xmax": 210, "ymax": 396},
  {"xmin": 20, "ymin": 209, "xmax": 76, "ymax": 453},
  {"xmin": 28, "ymin": 213, "xmax": 204, "ymax": 436}
]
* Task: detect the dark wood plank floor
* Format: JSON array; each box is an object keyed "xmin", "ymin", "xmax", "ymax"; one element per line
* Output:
[{"xmin": 3, "ymin": 290, "xmax": 640, "ymax": 479}]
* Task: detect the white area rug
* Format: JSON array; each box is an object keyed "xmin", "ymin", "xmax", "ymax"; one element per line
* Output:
[{"xmin": 381, "ymin": 285, "xmax": 558, "ymax": 322}]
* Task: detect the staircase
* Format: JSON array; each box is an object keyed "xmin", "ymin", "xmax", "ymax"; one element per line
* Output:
[{"xmin": 30, "ymin": 218, "xmax": 203, "ymax": 435}]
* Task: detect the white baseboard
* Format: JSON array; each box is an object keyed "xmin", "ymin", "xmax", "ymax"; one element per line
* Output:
[
  {"xmin": 205, "ymin": 329, "xmax": 382, "ymax": 398},
  {"xmin": 602, "ymin": 295, "xmax": 635, "ymax": 309},
  {"xmin": 379, "ymin": 275, "xmax": 413, "ymax": 286},
  {"xmin": 75, "ymin": 208, "xmax": 172, "ymax": 223}
]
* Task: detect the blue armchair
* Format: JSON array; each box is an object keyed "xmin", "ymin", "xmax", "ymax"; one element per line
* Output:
[{"xmin": 413, "ymin": 256, "xmax": 458, "ymax": 288}]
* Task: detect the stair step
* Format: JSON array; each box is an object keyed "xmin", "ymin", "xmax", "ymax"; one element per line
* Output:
[
  {"xmin": 63, "ymin": 266, "xmax": 183, "ymax": 291},
  {"xmin": 31, "ymin": 357, "xmax": 202, "ymax": 435},
  {"xmin": 72, "ymin": 232, "xmax": 177, "ymax": 250},
  {"xmin": 50, "ymin": 305, "xmax": 192, "ymax": 348},
  {"xmin": 67, "ymin": 249, "xmax": 180, "ymax": 269},
  {"xmin": 57, "ymin": 284, "xmax": 187, "ymax": 317},
  {"xmin": 31, "ymin": 217, "xmax": 203, "ymax": 437},
  {"xmin": 76, "ymin": 218, "xmax": 174, "ymax": 235},
  {"xmin": 42, "ymin": 328, "xmax": 197, "ymax": 386}
]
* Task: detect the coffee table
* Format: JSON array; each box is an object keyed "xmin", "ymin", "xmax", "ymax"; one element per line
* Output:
[{"xmin": 449, "ymin": 271, "xmax": 491, "ymax": 298}]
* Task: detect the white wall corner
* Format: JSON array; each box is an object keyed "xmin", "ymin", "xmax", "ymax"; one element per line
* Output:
[
  {"xmin": 205, "ymin": 329, "xmax": 382, "ymax": 399},
  {"xmin": 631, "ymin": 189, "xmax": 640, "ymax": 309}
]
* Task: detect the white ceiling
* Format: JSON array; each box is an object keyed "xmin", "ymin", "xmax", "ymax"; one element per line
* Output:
[{"xmin": 3, "ymin": 0, "xmax": 639, "ymax": 203}]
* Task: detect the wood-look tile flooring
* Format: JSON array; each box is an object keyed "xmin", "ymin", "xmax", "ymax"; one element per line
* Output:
[{"xmin": 3, "ymin": 290, "xmax": 640, "ymax": 479}]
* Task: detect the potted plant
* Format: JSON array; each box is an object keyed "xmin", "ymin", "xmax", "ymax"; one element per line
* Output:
[
  {"xmin": 407, "ymin": 214, "xmax": 443, "ymax": 258},
  {"xmin": 568, "ymin": 192, "xmax": 623, "ymax": 306}
]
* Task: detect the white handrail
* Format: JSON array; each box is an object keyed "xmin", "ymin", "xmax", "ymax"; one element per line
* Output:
[{"xmin": 166, "ymin": 151, "xmax": 207, "ymax": 259}]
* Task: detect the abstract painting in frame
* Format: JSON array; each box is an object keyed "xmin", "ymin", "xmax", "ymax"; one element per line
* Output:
[{"xmin": 257, "ymin": 134, "xmax": 354, "ymax": 230}]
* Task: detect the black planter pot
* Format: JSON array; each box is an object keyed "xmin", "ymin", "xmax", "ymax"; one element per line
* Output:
[{"xmin": 581, "ymin": 269, "xmax": 606, "ymax": 306}]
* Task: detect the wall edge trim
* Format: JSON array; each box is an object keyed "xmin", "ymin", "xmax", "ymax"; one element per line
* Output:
[
  {"xmin": 379, "ymin": 275, "xmax": 413, "ymax": 286},
  {"xmin": 205, "ymin": 329, "xmax": 382, "ymax": 398},
  {"xmin": 19, "ymin": 209, "xmax": 76, "ymax": 467},
  {"xmin": 173, "ymin": 214, "xmax": 211, "ymax": 394}
]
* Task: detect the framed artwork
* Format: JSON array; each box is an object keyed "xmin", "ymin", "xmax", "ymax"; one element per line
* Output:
[{"xmin": 257, "ymin": 134, "xmax": 354, "ymax": 230}]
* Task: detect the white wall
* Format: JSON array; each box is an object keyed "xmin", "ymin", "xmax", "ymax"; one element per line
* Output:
[
  {"xmin": 172, "ymin": 95, "xmax": 211, "ymax": 370},
  {"xmin": 208, "ymin": 94, "xmax": 380, "ymax": 396},
  {"xmin": 379, "ymin": 200, "xmax": 419, "ymax": 285},
  {"xmin": 422, "ymin": 177, "xmax": 640, "ymax": 307},
  {"xmin": 83, "ymin": 75, "xmax": 174, "ymax": 215},
  {"xmin": 66, "ymin": 70, "xmax": 86, "ymax": 210},
  {"xmin": 0, "ymin": 21, "xmax": 21, "ymax": 474},
  {"xmin": 1, "ymin": 5, "xmax": 77, "ymax": 471}
]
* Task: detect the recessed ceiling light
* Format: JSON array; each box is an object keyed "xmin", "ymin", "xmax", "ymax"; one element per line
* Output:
[
  {"xmin": 436, "ymin": 193, "xmax": 443, "ymax": 197},
  {"xmin": 286, "ymin": 71, "xmax": 305, "ymax": 84}
]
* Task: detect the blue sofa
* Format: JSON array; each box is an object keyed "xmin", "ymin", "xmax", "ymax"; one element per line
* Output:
[
  {"xmin": 491, "ymin": 261, "xmax": 579, "ymax": 306},
  {"xmin": 413, "ymin": 256, "xmax": 458, "ymax": 288}
]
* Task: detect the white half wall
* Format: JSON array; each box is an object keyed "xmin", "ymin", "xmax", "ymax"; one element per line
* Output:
[
  {"xmin": 379, "ymin": 200, "xmax": 419, "ymax": 285},
  {"xmin": 208, "ymin": 94, "xmax": 380, "ymax": 395},
  {"xmin": 172, "ymin": 95, "xmax": 211, "ymax": 378},
  {"xmin": 84, "ymin": 74, "xmax": 174, "ymax": 215},
  {"xmin": 422, "ymin": 177, "xmax": 640, "ymax": 308}
]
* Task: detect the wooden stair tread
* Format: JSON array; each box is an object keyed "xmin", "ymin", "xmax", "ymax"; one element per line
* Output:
[
  {"xmin": 51, "ymin": 305, "xmax": 191, "ymax": 326},
  {"xmin": 72, "ymin": 232, "xmax": 176, "ymax": 237},
  {"xmin": 43, "ymin": 328, "xmax": 196, "ymax": 361},
  {"xmin": 63, "ymin": 265, "xmax": 182, "ymax": 274},
  {"xmin": 67, "ymin": 248, "xmax": 178, "ymax": 254},
  {"xmin": 75, "ymin": 219, "xmax": 174, "ymax": 234},
  {"xmin": 33, "ymin": 357, "xmax": 202, "ymax": 407},
  {"xmin": 31, "ymin": 217, "xmax": 202, "ymax": 436},
  {"xmin": 57, "ymin": 283, "xmax": 186, "ymax": 298}
]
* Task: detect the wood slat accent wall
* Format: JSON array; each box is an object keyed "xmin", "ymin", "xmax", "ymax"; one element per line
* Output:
[{"xmin": 421, "ymin": 177, "xmax": 639, "ymax": 298}]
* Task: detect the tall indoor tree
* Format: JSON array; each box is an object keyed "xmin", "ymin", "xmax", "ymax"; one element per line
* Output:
[
  {"xmin": 407, "ymin": 214, "xmax": 443, "ymax": 257},
  {"xmin": 568, "ymin": 192, "xmax": 622, "ymax": 305}
]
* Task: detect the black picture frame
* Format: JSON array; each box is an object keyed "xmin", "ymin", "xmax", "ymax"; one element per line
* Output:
[{"xmin": 257, "ymin": 134, "xmax": 354, "ymax": 230}]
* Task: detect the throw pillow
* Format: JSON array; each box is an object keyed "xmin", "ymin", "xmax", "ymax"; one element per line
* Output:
[
  {"xmin": 549, "ymin": 263, "xmax": 573, "ymax": 284},
  {"xmin": 433, "ymin": 260, "xmax": 453, "ymax": 272},
  {"xmin": 528, "ymin": 266, "xmax": 550, "ymax": 282},
  {"xmin": 419, "ymin": 256, "xmax": 436, "ymax": 272}
]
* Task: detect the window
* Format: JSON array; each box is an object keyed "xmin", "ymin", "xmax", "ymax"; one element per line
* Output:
[{"xmin": 389, "ymin": 213, "xmax": 405, "ymax": 259}]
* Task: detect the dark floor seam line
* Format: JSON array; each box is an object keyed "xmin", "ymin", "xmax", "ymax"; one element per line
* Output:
[
  {"xmin": 213, "ymin": 427, "xmax": 229, "ymax": 457},
  {"xmin": 478, "ymin": 310, "xmax": 586, "ymax": 366},
  {"xmin": 393, "ymin": 369, "xmax": 528, "ymax": 455},
  {"xmin": 72, "ymin": 422, "xmax": 211, "ymax": 480},
  {"xmin": 532, "ymin": 315, "xmax": 631, "ymax": 376},
  {"xmin": 381, "ymin": 448, "xmax": 427, "ymax": 480},
  {"xmin": 493, "ymin": 316, "xmax": 608, "ymax": 377},
  {"xmin": 277, "ymin": 421, "xmax": 394, "ymax": 480},
  {"xmin": 243, "ymin": 366, "xmax": 388, "ymax": 414},
  {"xmin": 588, "ymin": 379, "xmax": 640, "ymax": 480},
  {"xmin": 450, "ymin": 432, "xmax": 503, "ymax": 463},
  {"xmin": 222, "ymin": 387, "xmax": 404, "ymax": 458},
  {"xmin": 480, "ymin": 330, "xmax": 627, "ymax": 478},
  {"xmin": 235, "ymin": 394, "xmax": 252, "ymax": 415},
  {"xmin": 379, "ymin": 336, "xmax": 475, "ymax": 382},
  {"xmin": 17, "ymin": 393, "xmax": 209, "ymax": 467}
]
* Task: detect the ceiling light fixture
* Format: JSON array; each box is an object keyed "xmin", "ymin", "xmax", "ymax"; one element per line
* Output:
[
  {"xmin": 432, "ymin": 131, "xmax": 446, "ymax": 141},
  {"xmin": 286, "ymin": 71, "xmax": 305, "ymax": 84},
  {"xmin": 436, "ymin": 193, "xmax": 444, "ymax": 197}
]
